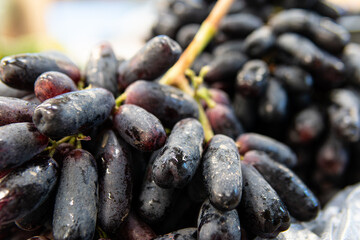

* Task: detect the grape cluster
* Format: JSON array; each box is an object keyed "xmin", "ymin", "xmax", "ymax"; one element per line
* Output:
[{"xmin": 0, "ymin": 0, "xmax": 359, "ymax": 239}]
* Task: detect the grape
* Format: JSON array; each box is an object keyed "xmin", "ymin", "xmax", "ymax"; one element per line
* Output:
[
  {"xmin": 236, "ymin": 60, "xmax": 269, "ymax": 97},
  {"xmin": 118, "ymin": 211, "xmax": 156, "ymax": 240},
  {"xmin": 0, "ymin": 81, "xmax": 30, "ymax": 98},
  {"xmin": 212, "ymin": 40, "xmax": 244, "ymax": 57},
  {"xmin": 95, "ymin": 129, "xmax": 132, "ymax": 235},
  {"xmin": 113, "ymin": 104, "xmax": 167, "ymax": 152},
  {"xmin": 53, "ymin": 149, "xmax": 98, "ymax": 240},
  {"xmin": 0, "ymin": 52, "xmax": 80, "ymax": 91},
  {"xmin": 258, "ymin": 78, "xmax": 288, "ymax": 123},
  {"xmin": 153, "ymin": 227, "xmax": 197, "ymax": 240},
  {"xmin": 243, "ymin": 26, "xmax": 275, "ymax": 57},
  {"xmin": 204, "ymin": 52, "xmax": 248, "ymax": 84},
  {"xmin": 202, "ymin": 134, "xmax": 242, "ymax": 211},
  {"xmin": 239, "ymin": 163, "xmax": 290, "ymax": 238},
  {"xmin": 168, "ymin": 0, "xmax": 209, "ymax": 25},
  {"xmin": 0, "ymin": 122, "xmax": 48, "ymax": 170},
  {"xmin": 269, "ymin": 9, "xmax": 349, "ymax": 53},
  {"xmin": 342, "ymin": 43, "xmax": 360, "ymax": 87},
  {"xmin": 206, "ymin": 104, "xmax": 244, "ymax": 140},
  {"xmin": 276, "ymin": 33, "xmax": 345, "ymax": 88},
  {"xmin": 0, "ymin": 97, "xmax": 37, "ymax": 126},
  {"xmin": 197, "ymin": 199, "xmax": 241, "ymax": 240},
  {"xmin": 85, "ymin": 42, "xmax": 119, "ymax": 96},
  {"xmin": 208, "ymin": 88, "xmax": 231, "ymax": 106},
  {"xmin": 34, "ymin": 71, "xmax": 78, "ymax": 102},
  {"xmin": 152, "ymin": 118, "xmax": 204, "ymax": 189},
  {"xmin": 273, "ymin": 65, "xmax": 314, "ymax": 94},
  {"xmin": 219, "ymin": 13, "xmax": 263, "ymax": 38},
  {"xmin": 32, "ymin": 88, "xmax": 115, "ymax": 138},
  {"xmin": 243, "ymin": 150, "xmax": 320, "ymax": 221},
  {"xmin": 137, "ymin": 151, "xmax": 177, "ymax": 224},
  {"xmin": 233, "ymin": 92, "xmax": 258, "ymax": 130},
  {"xmin": 0, "ymin": 155, "xmax": 58, "ymax": 226},
  {"xmin": 236, "ymin": 133, "xmax": 297, "ymax": 167},
  {"xmin": 125, "ymin": 80, "xmax": 199, "ymax": 128},
  {"xmin": 117, "ymin": 35, "xmax": 182, "ymax": 91}
]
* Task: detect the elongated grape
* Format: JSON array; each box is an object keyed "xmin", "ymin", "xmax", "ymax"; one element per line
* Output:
[
  {"xmin": 243, "ymin": 26, "xmax": 275, "ymax": 57},
  {"xmin": 239, "ymin": 163, "xmax": 290, "ymax": 238},
  {"xmin": 0, "ymin": 81, "xmax": 30, "ymax": 98},
  {"xmin": 53, "ymin": 149, "xmax": 98, "ymax": 240},
  {"xmin": 0, "ymin": 122, "xmax": 48, "ymax": 170},
  {"xmin": 85, "ymin": 42, "xmax": 119, "ymax": 96},
  {"xmin": 125, "ymin": 80, "xmax": 199, "ymax": 128},
  {"xmin": 273, "ymin": 65, "xmax": 313, "ymax": 93},
  {"xmin": 95, "ymin": 129, "xmax": 132, "ymax": 234},
  {"xmin": 138, "ymin": 151, "xmax": 177, "ymax": 224},
  {"xmin": 204, "ymin": 52, "xmax": 248, "ymax": 83},
  {"xmin": 206, "ymin": 104, "xmax": 244, "ymax": 140},
  {"xmin": 219, "ymin": 13, "xmax": 263, "ymax": 38},
  {"xmin": 0, "ymin": 155, "xmax": 58, "ymax": 226},
  {"xmin": 236, "ymin": 133, "xmax": 297, "ymax": 167},
  {"xmin": 197, "ymin": 199, "xmax": 241, "ymax": 240},
  {"xmin": 236, "ymin": 60, "xmax": 269, "ymax": 97},
  {"xmin": 118, "ymin": 35, "xmax": 181, "ymax": 90},
  {"xmin": 243, "ymin": 150, "xmax": 320, "ymax": 221},
  {"xmin": 0, "ymin": 52, "xmax": 80, "ymax": 90},
  {"xmin": 202, "ymin": 134, "xmax": 242, "ymax": 211},
  {"xmin": 0, "ymin": 97, "xmax": 37, "ymax": 126},
  {"xmin": 118, "ymin": 211, "xmax": 157, "ymax": 240},
  {"xmin": 328, "ymin": 88, "xmax": 360, "ymax": 142},
  {"xmin": 34, "ymin": 71, "xmax": 78, "ymax": 102},
  {"xmin": 213, "ymin": 40, "xmax": 244, "ymax": 57},
  {"xmin": 32, "ymin": 88, "xmax": 115, "ymax": 138},
  {"xmin": 113, "ymin": 104, "xmax": 167, "ymax": 152},
  {"xmin": 343, "ymin": 43, "xmax": 360, "ymax": 87},
  {"xmin": 152, "ymin": 118, "xmax": 204, "ymax": 189},
  {"xmin": 154, "ymin": 227, "xmax": 197, "ymax": 240},
  {"xmin": 276, "ymin": 33, "xmax": 345, "ymax": 88}
]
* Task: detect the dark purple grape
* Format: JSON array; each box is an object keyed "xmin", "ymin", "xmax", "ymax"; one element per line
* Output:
[
  {"xmin": 169, "ymin": 0, "xmax": 209, "ymax": 25},
  {"xmin": 197, "ymin": 199, "xmax": 241, "ymax": 240},
  {"xmin": 0, "ymin": 97, "xmax": 37, "ymax": 126},
  {"xmin": 206, "ymin": 104, "xmax": 244, "ymax": 140},
  {"xmin": 239, "ymin": 163, "xmax": 290, "ymax": 238},
  {"xmin": 0, "ymin": 81, "xmax": 30, "ymax": 98},
  {"xmin": 34, "ymin": 71, "xmax": 78, "ymax": 102},
  {"xmin": 328, "ymin": 88, "xmax": 360, "ymax": 142},
  {"xmin": 152, "ymin": 118, "xmax": 204, "ymax": 189},
  {"xmin": 236, "ymin": 133, "xmax": 297, "ymax": 167},
  {"xmin": 258, "ymin": 78, "xmax": 288, "ymax": 123},
  {"xmin": 243, "ymin": 26, "xmax": 275, "ymax": 57},
  {"xmin": 32, "ymin": 88, "xmax": 115, "ymax": 138},
  {"xmin": 204, "ymin": 52, "xmax": 248, "ymax": 83},
  {"xmin": 316, "ymin": 133, "xmax": 349, "ymax": 177},
  {"xmin": 118, "ymin": 211, "xmax": 157, "ymax": 240},
  {"xmin": 0, "ymin": 155, "xmax": 58, "ymax": 226},
  {"xmin": 269, "ymin": 9, "xmax": 349, "ymax": 53},
  {"xmin": 212, "ymin": 40, "xmax": 245, "ymax": 56},
  {"xmin": 53, "ymin": 149, "xmax": 98, "ymax": 240},
  {"xmin": 219, "ymin": 13, "xmax": 263, "ymax": 38},
  {"xmin": 153, "ymin": 227, "xmax": 197, "ymax": 240},
  {"xmin": 176, "ymin": 24, "xmax": 200, "ymax": 49},
  {"xmin": 113, "ymin": 104, "xmax": 167, "ymax": 152},
  {"xmin": 15, "ymin": 190, "xmax": 55, "ymax": 231},
  {"xmin": 137, "ymin": 151, "xmax": 177, "ymax": 224},
  {"xmin": 151, "ymin": 11, "xmax": 181, "ymax": 40},
  {"xmin": 243, "ymin": 150, "xmax": 320, "ymax": 221},
  {"xmin": 208, "ymin": 88, "xmax": 231, "ymax": 106},
  {"xmin": 233, "ymin": 92, "xmax": 258, "ymax": 130},
  {"xmin": 85, "ymin": 42, "xmax": 119, "ymax": 96},
  {"xmin": 0, "ymin": 52, "xmax": 80, "ymax": 91},
  {"xmin": 95, "ymin": 129, "xmax": 132, "ymax": 234},
  {"xmin": 288, "ymin": 106, "xmax": 324, "ymax": 144},
  {"xmin": 342, "ymin": 43, "xmax": 360, "ymax": 87},
  {"xmin": 273, "ymin": 65, "xmax": 313, "ymax": 93},
  {"xmin": 236, "ymin": 59, "xmax": 269, "ymax": 97},
  {"xmin": 125, "ymin": 80, "xmax": 199, "ymax": 128},
  {"xmin": 202, "ymin": 134, "xmax": 242, "ymax": 211},
  {"xmin": 118, "ymin": 35, "xmax": 182, "ymax": 90},
  {"xmin": 313, "ymin": 0, "xmax": 346, "ymax": 19},
  {"xmin": 0, "ymin": 122, "xmax": 48, "ymax": 170},
  {"xmin": 276, "ymin": 33, "xmax": 345, "ymax": 88},
  {"xmin": 52, "ymin": 143, "xmax": 76, "ymax": 168}
]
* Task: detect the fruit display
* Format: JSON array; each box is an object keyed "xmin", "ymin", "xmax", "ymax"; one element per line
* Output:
[{"xmin": 0, "ymin": 0, "xmax": 360, "ymax": 239}]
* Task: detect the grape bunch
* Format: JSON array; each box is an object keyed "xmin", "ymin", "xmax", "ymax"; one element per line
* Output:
[{"xmin": 0, "ymin": 0, "xmax": 359, "ymax": 239}]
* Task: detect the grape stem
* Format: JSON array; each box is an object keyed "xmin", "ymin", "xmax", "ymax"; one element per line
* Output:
[{"xmin": 159, "ymin": 0, "xmax": 234, "ymax": 142}]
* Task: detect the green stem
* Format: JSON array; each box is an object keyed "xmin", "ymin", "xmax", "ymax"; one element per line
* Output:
[
  {"xmin": 198, "ymin": 102, "xmax": 214, "ymax": 142},
  {"xmin": 115, "ymin": 92, "xmax": 127, "ymax": 107}
]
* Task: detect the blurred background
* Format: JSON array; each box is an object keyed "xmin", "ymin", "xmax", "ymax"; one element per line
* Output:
[{"xmin": 0, "ymin": 0, "xmax": 360, "ymax": 68}]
